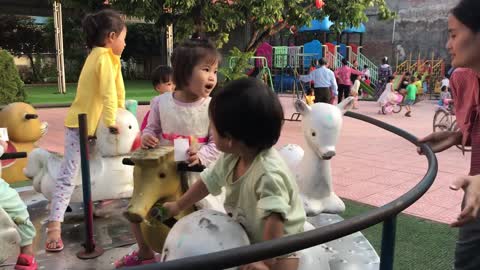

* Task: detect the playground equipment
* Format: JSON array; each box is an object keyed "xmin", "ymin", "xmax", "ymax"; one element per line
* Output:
[
  {"xmin": 24, "ymin": 108, "xmax": 141, "ymax": 202},
  {"xmin": 279, "ymin": 98, "xmax": 354, "ymax": 216},
  {"xmin": 0, "ymin": 102, "xmax": 48, "ymax": 183},
  {"xmin": 396, "ymin": 52, "xmax": 446, "ymax": 95}
]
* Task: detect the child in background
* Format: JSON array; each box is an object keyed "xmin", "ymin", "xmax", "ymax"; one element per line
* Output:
[
  {"xmin": 45, "ymin": 9, "xmax": 127, "ymax": 252},
  {"xmin": 439, "ymin": 85, "xmax": 453, "ymax": 110},
  {"xmin": 0, "ymin": 140, "xmax": 37, "ymax": 270},
  {"xmin": 163, "ymin": 78, "xmax": 306, "ymax": 270},
  {"xmin": 413, "ymin": 75, "xmax": 423, "ymax": 98},
  {"xmin": 305, "ymin": 88, "xmax": 315, "ymax": 105},
  {"xmin": 405, "ymin": 77, "xmax": 417, "ymax": 117},
  {"xmin": 140, "ymin": 65, "xmax": 174, "ymax": 131},
  {"xmin": 115, "ymin": 37, "xmax": 221, "ymax": 268},
  {"xmin": 377, "ymin": 75, "xmax": 395, "ymax": 110},
  {"xmin": 350, "ymin": 74, "xmax": 361, "ymax": 109}
]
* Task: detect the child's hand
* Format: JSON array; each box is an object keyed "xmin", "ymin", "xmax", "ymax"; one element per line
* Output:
[
  {"xmin": 162, "ymin": 201, "xmax": 181, "ymax": 217},
  {"xmin": 239, "ymin": 261, "xmax": 269, "ymax": 270},
  {"xmin": 141, "ymin": 134, "xmax": 159, "ymax": 149},
  {"xmin": 450, "ymin": 175, "xmax": 480, "ymax": 227},
  {"xmin": 187, "ymin": 146, "xmax": 201, "ymax": 166},
  {"xmin": 417, "ymin": 131, "xmax": 462, "ymax": 154}
]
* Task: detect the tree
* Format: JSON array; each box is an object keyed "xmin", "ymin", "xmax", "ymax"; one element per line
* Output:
[
  {"xmin": 106, "ymin": 0, "xmax": 395, "ymax": 52},
  {"xmin": 0, "ymin": 49, "xmax": 26, "ymax": 104},
  {"xmin": 0, "ymin": 15, "xmax": 51, "ymax": 82}
]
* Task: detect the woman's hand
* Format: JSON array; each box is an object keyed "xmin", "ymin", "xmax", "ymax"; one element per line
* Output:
[
  {"xmin": 417, "ymin": 131, "xmax": 462, "ymax": 154},
  {"xmin": 450, "ymin": 175, "xmax": 480, "ymax": 227},
  {"xmin": 141, "ymin": 134, "xmax": 159, "ymax": 149}
]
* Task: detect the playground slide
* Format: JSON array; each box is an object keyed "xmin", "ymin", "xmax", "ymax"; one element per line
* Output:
[
  {"xmin": 359, "ymin": 80, "xmax": 375, "ymax": 97},
  {"xmin": 392, "ymin": 74, "xmax": 404, "ymax": 91}
]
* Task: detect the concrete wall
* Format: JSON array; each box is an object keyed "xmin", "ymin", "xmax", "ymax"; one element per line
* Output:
[{"xmin": 362, "ymin": 0, "xmax": 458, "ymax": 67}]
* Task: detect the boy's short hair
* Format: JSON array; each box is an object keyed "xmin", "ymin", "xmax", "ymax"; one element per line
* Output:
[
  {"xmin": 171, "ymin": 38, "xmax": 221, "ymax": 90},
  {"xmin": 209, "ymin": 78, "xmax": 284, "ymax": 151},
  {"xmin": 151, "ymin": 65, "xmax": 173, "ymax": 87}
]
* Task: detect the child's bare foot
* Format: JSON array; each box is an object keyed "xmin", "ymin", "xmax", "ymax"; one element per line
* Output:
[{"xmin": 45, "ymin": 221, "xmax": 63, "ymax": 252}]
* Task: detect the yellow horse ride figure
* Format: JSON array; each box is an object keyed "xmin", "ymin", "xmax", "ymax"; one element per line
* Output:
[{"xmin": 123, "ymin": 146, "xmax": 195, "ymax": 252}]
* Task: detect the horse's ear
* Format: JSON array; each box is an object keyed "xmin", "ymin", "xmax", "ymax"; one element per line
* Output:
[
  {"xmin": 336, "ymin": 96, "xmax": 354, "ymax": 114},
  {"xmin": 294, "ymin": 99, "xmax": 311, "ymax": 116}
]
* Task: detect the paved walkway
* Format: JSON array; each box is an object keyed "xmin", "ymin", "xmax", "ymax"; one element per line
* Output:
[{"xmin": 34, "ymin": 97, "xmax": 470, "ymax": 224}]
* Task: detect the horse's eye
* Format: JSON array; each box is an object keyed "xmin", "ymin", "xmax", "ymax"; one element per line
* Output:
[
  {"xmin": 128, "ymin": 125, "xmax": 132, "ymax": 129},
  {"xmin": 159, "ymin": 173, "xmax": 166, "ymax": 178},
  {"xmin": 311, "ymin": 131, "xmax": 316, "ymax": 137}
]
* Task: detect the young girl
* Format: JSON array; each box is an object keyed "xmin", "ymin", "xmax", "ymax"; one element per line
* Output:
[
  {"xmin": 350, "ymin": 74, "xmax": 361, "ymax": 109},
  {"xmin": 377, "ymin": 75, "xmax": 395, "ymax": 111},
  {"xmin": 140, "ymin": 65, "xmax": 174, "ymax": 131},
  {"xmin": 305, "ymin": 88, "xmax": 315, "ymax": 105},
  {"xmin": 163, "ymin": 78, "xmax": 306, "ymax": 270},
  {"xmin": 114, "ymin": 38, "xmax": 221, "ymax": 268},
  {"xmin": 45, "ymin": 9, "xmax": 127, "ymax": 252},
  {"xmin": 0, "ymin": 140, "xmax": 37, "ymax": 269}
]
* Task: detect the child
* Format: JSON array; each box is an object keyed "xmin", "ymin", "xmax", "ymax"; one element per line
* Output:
[
  {"xmin": 377, "ymin": 75, "xmax": 395, "ymax": 110},
  {"xmin": 45, "ymin": 9, "xmax": 127, "ymax": 252},
  {"xmin": 114, "ymin": 37, "xmax": 221, "ymax": 268},
  {"xmin": 0, "ymin": 140, "xmax": 37, "ymax": 269},
  {"xmin": 350, "ymin": 74, "xmax": 361, "ymax": 109},
  {"xmin": 439, "ymin": 85, "xmax": 453, "ymax": 109},
  {"xmin": 405, "ymin": 77, "xmax": 417, "ymax": 117},
  {"xmin": 163, "ymin": 78, "xmax": 306, "ymax": 270},
  {"xmin": 305, "ymin": 88, "xmax": 315, "ymax": 105},
  {"xmin": 140, "ymin": 65, "xmax": 174, "ymax": 131}
]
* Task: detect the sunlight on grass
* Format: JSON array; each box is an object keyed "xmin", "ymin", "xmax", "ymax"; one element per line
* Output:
[{"xmin": 25, "ymin": 80, "xmax": 156, "ymax": 105}]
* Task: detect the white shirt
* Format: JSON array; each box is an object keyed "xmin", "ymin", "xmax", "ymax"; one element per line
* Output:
[
  {"xmin": 299, "ymin": 66, "xmax": 338, "ymax": 94},
  {"xmin": 441, "ymin": 78, "xmax": 450, "ymax": 88}
]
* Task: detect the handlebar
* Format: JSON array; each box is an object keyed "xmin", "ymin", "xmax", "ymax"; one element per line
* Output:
[{"xmin": 0, "ymin": 152, "xmax": 27, "ymax": 160}]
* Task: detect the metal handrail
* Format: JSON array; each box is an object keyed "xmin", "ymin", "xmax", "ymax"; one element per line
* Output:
[{"xmin": 129, "ymin": 111, "xmax": 438, "ymax": 270}]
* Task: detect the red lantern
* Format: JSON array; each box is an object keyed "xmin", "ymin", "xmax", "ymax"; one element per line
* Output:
[{"xmin": 315, "ymin": 0, "xmax": 325, "ymax": 9}]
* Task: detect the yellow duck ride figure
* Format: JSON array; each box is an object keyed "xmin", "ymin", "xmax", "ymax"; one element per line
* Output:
[{"xmin": 0, "ymin": 102, "xmax": 48, "ymax": 183}]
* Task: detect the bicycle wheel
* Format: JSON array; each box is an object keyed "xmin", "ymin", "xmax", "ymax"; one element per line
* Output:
[
  {"xmin": 392, "ymin": 104, "xmax": 402, "ymax": 113},
  {"xmin": 381, "ymin": 105, "xmax": 388, "ymax": 115},
  {"xmin": 433, "ymin": 109, "xmax": 452, "ymax": 132},
  {"xmin": 451, "ymin": 120, "xmax": 472, "ymax": 152}
]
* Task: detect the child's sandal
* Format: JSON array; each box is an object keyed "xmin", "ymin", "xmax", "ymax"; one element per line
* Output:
[
  {"xmin": 114, "ymin": 251, "xmax": 157, "ymax": 268},
  {"xmin": 45, "ymin": 227, "xmax": 64, "ymax": 252},
  {"xmin": 14, "ymin": 253, "xmax": 38, "ymax": 270}
]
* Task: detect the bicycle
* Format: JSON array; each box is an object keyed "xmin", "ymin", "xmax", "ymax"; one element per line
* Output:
[{"xmin": 432, "ymin": 103, "xmax": 471, "ymax": 152}]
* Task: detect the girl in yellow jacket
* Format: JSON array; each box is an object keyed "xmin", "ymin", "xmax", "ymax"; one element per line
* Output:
[{"xmin": 45, "ymin": 9, "xmax": 127, "ymax": 252}]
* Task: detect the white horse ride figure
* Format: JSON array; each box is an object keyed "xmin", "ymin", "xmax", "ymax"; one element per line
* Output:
[
  {"xmin": 161, "ymin": 209, "xmax": 330, "ymax": 270},
  {"xmin": 279, "ymin": 97, "xmax": 354, "ymax": 216},
  {"xmin": 24, "ymin": 108, "xmax": 141, "ymax": 202}
]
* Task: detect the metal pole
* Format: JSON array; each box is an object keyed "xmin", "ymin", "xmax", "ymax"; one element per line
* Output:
[
  {"xmin": 76, "ymin": 114, "xmax": 104, "ymax": 259},
  {"xmin": 379, "ymin": 216, "xmax": 397, "ymax": 270},
  {"xmin": 53, "ymin": 1, "xmax": 66, "ymax": 94}
]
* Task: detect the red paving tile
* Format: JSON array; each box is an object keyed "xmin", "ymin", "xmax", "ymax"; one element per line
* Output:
[{"xmin": 32, "ymin": 96, "xmax": 471, "ymax": 224}]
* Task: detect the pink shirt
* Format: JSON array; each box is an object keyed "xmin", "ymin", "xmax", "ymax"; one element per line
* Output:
[
  {"xmin": 450, "ymin": 68, "xmax": 480, "ymax": 175},
  {"xmin": 334, "ymin": 65, "xmax": 363, "ymax": 86},
  {"xmin": 143, "ymin": 93, "xmax": 219, "ymax": 166}
]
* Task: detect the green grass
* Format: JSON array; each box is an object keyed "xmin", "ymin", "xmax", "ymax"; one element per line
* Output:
[
  {"xmin": 24, "ymin": 80, "xmax": 156, "ymax": 105},
  {"xmin": 342, "ymin": 199, "xmax": 457, "ymax": 270},
  {"xmin": 9, "ymin": 180, "xmax": 33, "ymax": 188}
]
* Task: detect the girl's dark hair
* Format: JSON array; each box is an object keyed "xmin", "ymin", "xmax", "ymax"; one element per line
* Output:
[
  {"xmin": 171, "ymin": 38, "xmax": 221, "ymax": 90},
  {"xmin": 388, "ymin": 75, "xmax": 395, "ymax": 82},
  {"xmin": 209, "ymin": 78, "xmax": 284, "ymax": 151},
  {"xmin": 341, "ymin": 58, "xmax": 348, "ymax": 66},
  {"xmin": 82, "ymin": 9, "xmax": 125, "ymax": 49},
  {"xmin": 452, "ymin": 0, "xmax": 480, "ymax": 33},
  {"xmin": 151, "ymin": 65, "xmax": 173, "ymax": 87}
]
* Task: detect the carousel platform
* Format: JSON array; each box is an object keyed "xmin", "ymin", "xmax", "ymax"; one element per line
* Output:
[{"xmin": 0, "ymin": 187, "xmax": 378, "ymax": 270}]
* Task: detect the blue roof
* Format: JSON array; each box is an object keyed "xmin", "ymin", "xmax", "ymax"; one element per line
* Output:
[
  {"xmin": 299, "ymin": 17, "xmax": 333, "ymax": 32},
  {"xmin": 342, "ymin": 23, "xmax": 366, "ymax": 33}
]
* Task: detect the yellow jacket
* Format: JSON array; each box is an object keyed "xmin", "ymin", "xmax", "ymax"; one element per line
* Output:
[{"xmin": 65, "ymin": 47, "xmax": 125, "ymax": 136}]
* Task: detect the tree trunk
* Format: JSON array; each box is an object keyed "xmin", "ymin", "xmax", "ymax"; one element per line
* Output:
[
  {"xmin": 27, "ymin": 54, "xmax": 40, "ymax": 83},
  {"xmin": 245, "ymin": 22, "xmax": 288, "ymax": 52}
]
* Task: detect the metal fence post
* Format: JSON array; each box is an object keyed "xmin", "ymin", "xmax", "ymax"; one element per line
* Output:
[{"xmin": 380, "ymin": 215, "xmax": 397, "ymax": 270}]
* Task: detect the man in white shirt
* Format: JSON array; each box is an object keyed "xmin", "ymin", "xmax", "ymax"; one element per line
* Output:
[{"xmin": 299, "ymin": 58, "xmax": 338, "ymax": 103}]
